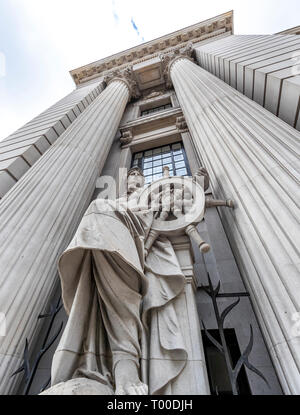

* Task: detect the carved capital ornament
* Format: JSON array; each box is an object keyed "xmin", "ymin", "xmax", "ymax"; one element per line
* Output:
[
  {"xmin": 120, "ymin": 129, "xmax": 133, "ymax": 145},
  {"xmin": 176, "ymin": 116, "xmax": 188, "ymax": 132},
  {"xmin": 160, "ymin": 42, "xmax": 195, "ymax": 88},
  {"xmin": 104, "ymin": 66, "xmax": 141, "ymax": 100}
]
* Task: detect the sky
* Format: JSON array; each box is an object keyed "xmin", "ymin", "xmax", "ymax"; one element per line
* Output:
[{"xmin": 0, "ymin": 0, "xmax": 300, "ymax": 141}]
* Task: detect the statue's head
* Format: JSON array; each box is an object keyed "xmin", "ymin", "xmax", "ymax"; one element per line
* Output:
[{"xmin": 127, "ymin": 167, "xmax": 145, "ymax": 194}]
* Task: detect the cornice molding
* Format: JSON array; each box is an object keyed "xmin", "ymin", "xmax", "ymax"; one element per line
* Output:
[
  {"xmin": 120, "ymin": 107, "xmax": 182, "ymax": 132},
  {"xmin": 70, "ymin": 11, "xmax": 233, "ymax": 85}
]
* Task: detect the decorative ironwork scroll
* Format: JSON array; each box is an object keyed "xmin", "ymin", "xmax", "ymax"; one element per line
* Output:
[
  {"xmin": 201, "ymin": 272, "xmax": 269, "ymax": 395},
  {"xmin": 11, "ymin": 296, "xmax": 63, "ymax": 395}
]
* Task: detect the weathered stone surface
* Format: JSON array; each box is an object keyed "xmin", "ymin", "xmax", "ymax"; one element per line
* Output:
[
  {"xmin": 168, "ymin": 56, "xmax": 300, "ymax": 394},
  {"xmin": 195, "ymin": 34, "xmax": 300, "ymax": 130},
  {"xmin": 48, "ymin": 171, "xmax": 210, "ymax": 395},
  {"xmin": 0, "ymin": 171, "xmax": 16, "ymax": 198},
  {"xmin": 0, "ymin": 80, "xmax": 105, "ymax": 198},
  {"xmin": 0, "ymin": 78, "xmax": 129, "ymax": 394},
  {"xmin": 40, "ymin": 378, "xmax": 114, "ymax": 395},
  {"xmin": 0, "ymin": 158, "xmax": 30, "ymax": 181},
  {"xmin": 279, "ymin": 76, "xmax": 300, "ymax": 127}
]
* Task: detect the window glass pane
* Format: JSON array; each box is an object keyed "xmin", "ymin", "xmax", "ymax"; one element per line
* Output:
[
  {"xmin": 175, "ymin": 168, "xmax": 187, "ymax": 176},
  {"xmin": 175, "ymin": 161, "xmax": 185, "ymax": 169},
  {"xmin": 132, "ymin": 142, "xmax": 189, "ymax": 183},
  {"xmin": 140, "ymin": 103, "xmax": 172, "ymax": 118},
  {"xmin": 172, "ymin": 143, "xmax": 181, "ymax": 150},
  {"xmin": 153, "ymin": 159, "xmax": 162, "ymax": 166},
  {"xmin": 153, "ymin": 166, "xmax": 163, "ymax": 174},
  {"xmin": 174, "ymin": 154, "xmax": 184, "ymax": 161},
  {"xmin": 163, "ymin": 163, "xmax": 173, "ymax": 170},
  {"xmin": 162, "ymin": 146, "xmax": 170, "ymax": 153}
]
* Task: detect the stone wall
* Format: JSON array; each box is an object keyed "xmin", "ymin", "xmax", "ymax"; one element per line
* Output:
[
  {"xmin": 0, "ymin": 79, "xmax": 104, "ymax": 198},
  {"xmin": 194, "ymin": 35, "xmax": 300, "ymax": 130}
]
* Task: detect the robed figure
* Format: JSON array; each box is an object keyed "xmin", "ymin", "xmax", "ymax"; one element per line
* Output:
[{"xmin": 50, "ymin": 168, "xmax": 188, "ymax": 395}]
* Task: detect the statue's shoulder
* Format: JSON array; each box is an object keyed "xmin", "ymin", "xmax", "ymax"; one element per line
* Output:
[{"xmin": 85, "ymin": 198, "xmax": 115, "ymax": 214}]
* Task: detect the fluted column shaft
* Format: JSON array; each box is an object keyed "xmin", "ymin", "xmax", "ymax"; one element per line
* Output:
[
  {"xmin": 0, "ymin": 79, "xmax": 130, "ymax": 394},
  {"xmin": 170, "ymin": 57, "xmax": 300, "ymax": 394}
]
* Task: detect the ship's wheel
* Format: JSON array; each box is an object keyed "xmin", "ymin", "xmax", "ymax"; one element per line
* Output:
[{"xmin": 138, "ymin": 175, "xmax": 210, "ymax": 255}]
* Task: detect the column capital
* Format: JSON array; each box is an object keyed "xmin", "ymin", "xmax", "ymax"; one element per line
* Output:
[
  {"xmin": 104, "ymin": 66, "xmax": 140, "ymax": 100},
  {"xmin": 160, "ymin": 42, "xmax": 195, "ymax": 88}
]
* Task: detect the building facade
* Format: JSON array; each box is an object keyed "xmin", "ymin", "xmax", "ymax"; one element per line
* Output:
[{"xmin": 0, "ymin": 10, "xmax": 299, "ymax": 395}]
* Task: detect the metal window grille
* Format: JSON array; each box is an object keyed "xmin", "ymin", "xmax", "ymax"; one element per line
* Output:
[
  {"xmin": 140, "ymin": 103, "xmax": 172, "ymax": 116},
  {"xmin": 131, "ymin": 141, "xmax": 191, "ymax": 184}
]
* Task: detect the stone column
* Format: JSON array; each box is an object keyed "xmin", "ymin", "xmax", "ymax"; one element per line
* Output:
[
  {"xmin": 162, "ymin": 46, "xmax": 300, "ymax": 394},
  {"xmin": 0, "ymin": 70, "xmax": 138, "ymax": 394},
  {"xmin": 170, "ymin": 235, "xmax": 210, "ymax": 394}
]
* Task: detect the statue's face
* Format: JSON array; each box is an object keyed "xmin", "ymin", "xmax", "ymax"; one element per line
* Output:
[{"xmin": 127, "ymin": 170, "xmax": 145, "ymax": 192}]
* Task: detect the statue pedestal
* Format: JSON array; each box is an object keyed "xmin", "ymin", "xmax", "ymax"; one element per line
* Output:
[
  {"xmin": 40, "ymin": 378, "xmax": 114, "ymax": 395},
  {"xmin": 167, "ymin": 235, "xmax": 210, "ymax": 395}
]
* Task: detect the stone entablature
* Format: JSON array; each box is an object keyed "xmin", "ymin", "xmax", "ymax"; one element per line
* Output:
[
  {"xmin": 70, "ymin": 11, "xmax": 233, "ymax": 85},
  {"xmin": 120, "ymin": 106, "xmax": 182, "ymax": 135},
  {"xmin": 104, "ymin": 67, "xmax": 141, "ymax": 100},
  {"xmin": 119, "ymin": 106, "xmax": 183, "ymax": 152},
  {"xmin": 120, "ymin": 89, "xmax": 178, "ymax": 122}
]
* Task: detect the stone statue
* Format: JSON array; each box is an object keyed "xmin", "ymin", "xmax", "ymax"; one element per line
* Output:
[{"xmin": 44, "ymin": 167, "xmax": 189, "ymax": 395}]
